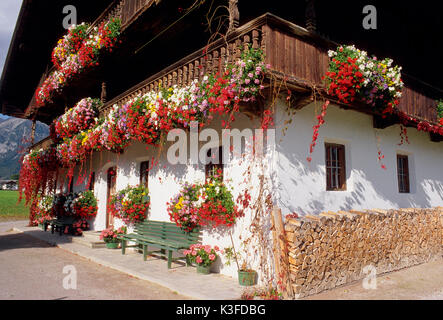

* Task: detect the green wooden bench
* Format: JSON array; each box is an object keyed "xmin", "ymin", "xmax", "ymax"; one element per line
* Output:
[
  {"xmin": 117, "ymin": 220, "xmax": 202, "ymax": 269},
  {"xmin": 49, "ymin": 216, "xmax": 76, "ymax": 236}
]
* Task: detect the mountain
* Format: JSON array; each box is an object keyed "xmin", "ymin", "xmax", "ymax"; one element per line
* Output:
[{"xmin": 0, "ymin": 117, "xmax": 49, "ymax": 179}]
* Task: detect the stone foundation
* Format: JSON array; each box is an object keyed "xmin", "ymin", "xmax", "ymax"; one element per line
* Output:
[{"xmin": 284, "ymin": 207, "xmax": 443, "ymax": 298}]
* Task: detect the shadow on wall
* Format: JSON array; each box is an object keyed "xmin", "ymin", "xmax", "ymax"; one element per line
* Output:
[{"xmin": 275, "ymin": 139, "xmax": 442, "ymax": 216}]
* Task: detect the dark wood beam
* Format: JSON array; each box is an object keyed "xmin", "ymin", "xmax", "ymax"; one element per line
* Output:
[
  {"xmin": 430, "ymin": 132, "xmax": 443, "ymax": 142},
  {"xmin": 373, "ymin": 114, "xmax": 398, "ymax": 129}
]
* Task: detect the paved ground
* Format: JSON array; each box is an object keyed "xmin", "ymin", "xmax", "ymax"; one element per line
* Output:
[
  {"xmin": 0, "ymin": 225, "xmax": 189, "ymax": 300},
  {"xmin": 3, "ymin": 221, "xmax": 442, "ymax": 300},
  {"xmin": 305, "ymin": 258, "xmax": 443, "ymax": 300},
  {"xmin": 3, "ymin": 220, "xmax": 244, "ymax": 300}
]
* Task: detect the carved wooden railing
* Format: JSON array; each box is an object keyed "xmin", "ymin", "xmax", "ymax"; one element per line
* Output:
[
  {"xmin": 99, "ymin": 13, "xmax": 441, "ymax": 124},
  {"xmin": 100, "ymin": 24, "xmax": 266, "ymax": 115},
  {"xmin": 26, "ymin": 0, "xmax": 158, "ymax": 118}
]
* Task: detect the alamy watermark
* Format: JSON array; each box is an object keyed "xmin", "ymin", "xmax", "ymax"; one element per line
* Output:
[
  {"xmin": 362, "ymin": 5, "xmax": 377, "ymax": 30},
  {"xmin": 166, "ymin": 121, "xmax": 275, "ymax": 165},
  {"xmin": 362, "ymin": 264, "xmax": 377, "ymax": 290},
  {"xmin": 63, "ymin": 265, "xmax": 77, "ymax": 290},
  {"xmin": 63, "ymin": 5, "xmax": 77, "ymax": 29}
]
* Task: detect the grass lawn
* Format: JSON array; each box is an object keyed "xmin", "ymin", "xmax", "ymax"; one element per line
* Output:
[{"xmin": 0, "ymin": 190, "xmax": 29, "ymax": 221}]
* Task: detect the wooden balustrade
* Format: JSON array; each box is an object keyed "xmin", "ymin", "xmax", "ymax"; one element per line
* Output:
[
  {"xmin": 100, "ymin": 27, "xmax": 265, "ymax": 113},
  {"xmin": 98, "ymin": 13, "xmax": 441, "ymax": 124}
]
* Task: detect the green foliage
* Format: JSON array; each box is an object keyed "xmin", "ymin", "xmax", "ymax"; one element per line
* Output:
[
  {"xmin": 437, "ymin": 100, "xmax": 443, "ymax": 120},
  {"xmin": 0, "ymin": 191, "xmax": 29, "ymax": 221}
]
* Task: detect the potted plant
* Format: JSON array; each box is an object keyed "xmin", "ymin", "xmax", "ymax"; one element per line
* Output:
[
  {"xmin": 72, "ymin": 190, "xmax": 98, "ymax": 219},
  {"xmin": 33, "ymin": 195, "xmax": 54, "ymax": 229},
  {"xmin": 224, "ymin": 234, "xmax": 257, "ymax": 286},
  {"xmin": 100, "ymin": 226, "xmax": 127, "ymax": 249},
  {"xmin": 183, "ymin": 244, "xmax": 221, "ymax": 274},
  {"xmin": 110, "ymin": 185, "xmax": 150, "ymax": 225}
]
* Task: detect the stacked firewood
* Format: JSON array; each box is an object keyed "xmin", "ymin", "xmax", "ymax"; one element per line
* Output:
[{"xmin": 284, "ymin": 207, "xmax": 443, "ymax": 298}]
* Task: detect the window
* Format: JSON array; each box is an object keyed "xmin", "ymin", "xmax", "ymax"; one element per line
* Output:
[
  {"xmin": 325, "ymin": 143, "xmax": 346, "ymax": 191},
  {"xmin": 140, "ymin": 161, "xmax": 149, "ymax": 188},
  {"xmin": 88, "ymin": 172, "xmax": 95, "ymax": 191},
  {"xmin": 205, "ymin": 146, "xmax": 224, "ymax": 181},
  {"xmin": 397, "ymin": 155, "xmax": 410, "ymax": 193}
]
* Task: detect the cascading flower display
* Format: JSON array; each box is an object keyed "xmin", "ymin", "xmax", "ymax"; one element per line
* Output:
[
  {"xmin": 19, "ymin": 147, "xmax": 59, "ymax": 219},
  {"xmin": 53, "ymin": 97, "xmax": 101, "ymax": 142},
  {"xmin": 51, "ymin": 46, "xmax": 268, "ymax": 167},
  {"xmin": 32, "ymin": 195, "xmax": 54, "ymax": 225},
  {"xmin": 110, "ymin": 185, "xmax": 150, "ymax": 225},
  {"xmin": 437, "ymin": 100, "xmax": 443, "ymax": 126},
  {"xmin": 167, "ymin": 182, "xmax": 203, "ymax": 232},
  {"xmin": 52, "ymin": 23, "xmax": 89, "ymax": 70},
  {"xmin": 324, "ymin": 45, "xmax": 403, "ymax": 113},
  {"xmin": 168, "ymin": 172, "xmax": 241, "ymax": 232},
  {"xmin": 197, "ymin": 173, "xmax": 241, "ymax": 228},
  {"xmin": 72, "ymin": 190, "xmax": 98, "ymax": 219},
  {"xmin": 36, "ymin": 17, "xmax": 121, "ymax": 106}
]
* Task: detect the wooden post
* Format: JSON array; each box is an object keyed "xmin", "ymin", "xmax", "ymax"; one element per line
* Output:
[
  {"xmin": 101, "ymin": 82, "xmax": 107, "ymax": 103},
  {"xmin": 30, "ymin": 119, "xmax": 36, "ymax": 145},
  {"xmin": 305, "ymin": 0, "xmax": 317, "ymax": 32},
  {"xmin": 271, "ymin": 206, "xmax": 294, "ymax": 299},
  {"xmin": 228, "ymin": 0, "xmax": 240, "ymax": 33}
]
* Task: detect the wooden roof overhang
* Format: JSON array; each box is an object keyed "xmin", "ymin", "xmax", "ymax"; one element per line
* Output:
[
  {"xmin": 27, "ymin": 12, "xmax": 443, "ymax": 150},
  {"xmin": 4, "ymin": 0, "xmax": 227, "ymax": 124},
  {"xmin": 0, "ymin": 0, "xmax": 114, "ymax": 120},
  {"xmin": 98, "ymin": 13, "xmax": 442, "ymax": 126}
]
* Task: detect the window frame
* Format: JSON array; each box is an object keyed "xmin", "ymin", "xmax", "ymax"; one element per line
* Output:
[
  {"xmin": 325, "ymin": 143, "xmax": 347, "ymax": 191},
  {"xmin": 88, "ymin": 172, "xmax": 95, "ymax": 191},
  {"xmin": 397, "ymin": 154, "xmax": 410, "ymax": 193},
  {"xmin": 205, "ymin": 146, "xmax": 224, "ymax": 181},
  {"xmin": 139, "ymin": 161, "xmax": 149, "ymax": 189}
]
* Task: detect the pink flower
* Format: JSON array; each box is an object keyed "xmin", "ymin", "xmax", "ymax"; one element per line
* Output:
[
  {"xmin": 196, "ymin": 256, "xmax": 203, "ymax": 264},
  {"xmin": 209, "ymin": 254, "xmax": 215, "ymax": 261}
]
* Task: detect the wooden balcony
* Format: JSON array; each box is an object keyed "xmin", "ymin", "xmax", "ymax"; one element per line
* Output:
[
  {"xmin": 30, "ymin": 12, "xmax": 441, "ymax": 151},
  {"xmin": 99, "ymin": 13, "xmax": 441, "ymax": 124},
  {"xmin": 25, "ymin": 0, "xmax": 159, "ymax": 120}
]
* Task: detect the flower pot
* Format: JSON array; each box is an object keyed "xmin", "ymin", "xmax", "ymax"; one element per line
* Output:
[
  {"xmin": 105, "ymin": 242, "xmax": 120, "ymax": 249},
  {"xmin": 238, "ymin": 270, "xmax": 257, "ymax": 286},
  {"xmin": 196, "ymin": 265, "xmax": 211, "ymax": 275}
]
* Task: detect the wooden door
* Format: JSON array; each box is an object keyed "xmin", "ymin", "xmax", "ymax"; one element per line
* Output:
[{"xmin": 106, "ymin": 167, "xmax": 117, "ymax": 228}]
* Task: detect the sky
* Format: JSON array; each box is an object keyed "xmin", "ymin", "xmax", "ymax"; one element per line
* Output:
[{"xmin": 0, "ymin": 0, "xmax": 22, "ymax": 119}]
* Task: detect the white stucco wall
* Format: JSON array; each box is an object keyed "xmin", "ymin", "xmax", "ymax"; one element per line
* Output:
[
  {"xmin": 274, "ymin": 99, "xmax": 443, "ymax": 217},
  {"xmin": 60, "ymin": 112, "xmax": 275, "ymax": 280},
  {"xmin": 59, "ymin": 98, "xmax": 443, "ymax": 280}
]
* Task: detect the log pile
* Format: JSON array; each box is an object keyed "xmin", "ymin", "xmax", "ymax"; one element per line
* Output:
[{"xmin": 284, "ymin": 207, "xmax": 443, "ymax": 298}]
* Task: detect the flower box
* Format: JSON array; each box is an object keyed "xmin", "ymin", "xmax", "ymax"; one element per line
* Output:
[
  {"xmin": 238, "ymin": 270, "xmax": 257, "ymax": 286},
  {"xmin": 105, "ymin": 242, "xmax": 120, "ymax": 249},
  {"xmin": 196, "ymin": 265, "xmax": 211, "ymax": 275}
]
